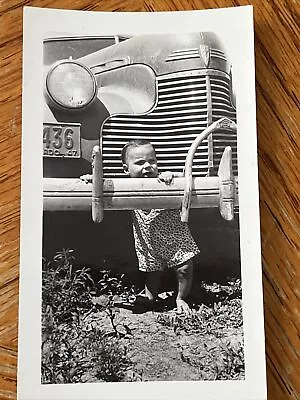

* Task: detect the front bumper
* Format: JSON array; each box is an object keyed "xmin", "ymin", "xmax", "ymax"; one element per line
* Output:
[
  {"xmin": 43, "ymin": 118, "xmax": 238, "ymax": 222},
  {"xmin": 43, "ymin": 175, "xmax": 238, "ymax": 212}
]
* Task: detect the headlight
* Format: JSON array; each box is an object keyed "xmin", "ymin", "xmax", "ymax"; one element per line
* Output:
[{"xmin": 46, "ymin": 61, "xmax": 97, "ymax": 109}]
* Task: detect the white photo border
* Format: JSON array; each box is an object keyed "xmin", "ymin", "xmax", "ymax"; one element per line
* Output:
[{"xmin": 19, "ymin": 5, "xmax": 267, "ymax": 400}]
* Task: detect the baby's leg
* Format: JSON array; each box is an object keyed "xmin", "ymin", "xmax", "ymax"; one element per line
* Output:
[
  {"xmin": 175, "ymin": 259, "xmax": 193, "ymax": 314},
  {"xmin": 145, "ymin": 271, "xmax": 162, "ymax": 301}
]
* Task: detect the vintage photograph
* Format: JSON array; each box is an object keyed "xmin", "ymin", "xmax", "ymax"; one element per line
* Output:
[
  {"xmin": 19, "ymin": 6, "xmax": 266, "ymax": 400},
  {"xmin": 42, "ymin": 31, "xmax": 242, "ymax": 383}
]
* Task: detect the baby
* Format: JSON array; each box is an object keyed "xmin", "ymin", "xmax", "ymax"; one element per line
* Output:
[{"xmin": 122, "ymin": 139, "xmax": 200, "ymax": 314}]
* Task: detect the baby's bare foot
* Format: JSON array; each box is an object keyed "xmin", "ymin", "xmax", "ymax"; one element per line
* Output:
[{"xmin": 176, "ymin": 298, "xmax": 191, "ymax": 315}]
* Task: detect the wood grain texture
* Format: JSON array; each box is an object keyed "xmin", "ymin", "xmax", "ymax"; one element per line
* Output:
[{"xmin": 0, "ymin": 0, "xmax": 299, "ymax": 399}]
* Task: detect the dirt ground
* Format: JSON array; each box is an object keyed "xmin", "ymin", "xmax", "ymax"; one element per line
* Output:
[
  {"xmin": 41, "ymin": 250, "xmax": 244, "ymax": 384},
  {"xmin": 84, "ymin": 290, "xmax": 245, "ymax": 382}
]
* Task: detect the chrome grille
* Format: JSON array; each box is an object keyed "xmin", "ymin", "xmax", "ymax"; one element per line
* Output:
[
  {"xmin": 102, "ymin": 72, "xmax": 209, "ymax": 177},
  {"xmin": 165, "ymin": 48, "xmax": 200, "ymax": 62},
  {"xmin": 210, "ymin": 48, "xmax": 227, "ymax": 62},
  {"xmin": 101, "ymin": 72, "xmax": 237, "ymax": 178},
  {"xmin": 210, "ymin": 76, "xmax": 238, "ymax": 175}
]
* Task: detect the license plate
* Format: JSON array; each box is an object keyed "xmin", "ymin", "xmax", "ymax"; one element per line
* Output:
[{"xmin": 43, "ymin": 123, "xmax": 81, "ymax": 158}]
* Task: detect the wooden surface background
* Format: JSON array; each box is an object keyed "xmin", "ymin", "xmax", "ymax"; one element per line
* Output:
[{"xmin": 0, "ymin": 0, "xmax": 299, "ymax": 399}]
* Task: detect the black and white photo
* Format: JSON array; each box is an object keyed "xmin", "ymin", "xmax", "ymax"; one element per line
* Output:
[{"xmin": 19, "ymin": 6, "xmax": 266, "ymax": 400}]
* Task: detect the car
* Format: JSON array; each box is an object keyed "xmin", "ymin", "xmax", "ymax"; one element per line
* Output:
[{"xmin": 42, "ymin": 32, "xmax": 239, "ymax": 268}]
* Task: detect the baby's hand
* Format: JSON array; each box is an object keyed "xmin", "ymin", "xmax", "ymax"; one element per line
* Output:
[
  {"xmin": 158, "ymin": 171, "xmax": 174, "ymax": 185},
  {"xmin": 80, "ymin": 174, "xmax": 93, "ymax": 184}
]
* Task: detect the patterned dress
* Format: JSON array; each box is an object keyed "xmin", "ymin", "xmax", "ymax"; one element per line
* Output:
[{"xmin": 132, "ymin": 209, "xmax": 200, "ymax": 272}]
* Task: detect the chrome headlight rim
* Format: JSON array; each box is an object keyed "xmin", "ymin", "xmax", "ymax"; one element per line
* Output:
[{"xmin": 46, "ymin": 60, "xmax": 97, "ymax": 110}]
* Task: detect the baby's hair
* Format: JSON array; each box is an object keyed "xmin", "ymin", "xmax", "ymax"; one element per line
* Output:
[{"xmin": 121, "ymin": 139, "xmax": 154, "ymax": 164}]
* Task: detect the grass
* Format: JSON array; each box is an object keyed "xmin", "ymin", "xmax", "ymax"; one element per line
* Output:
[
  {"xmin": 42, "ymin": 249, "xmax": 139, "ymax": 384},
  {"xmin": 156, "ymin": 281, "xmax": 244, "ymax": 380},
  {"xmin": 42, "ymin": 249, "xmax": 244, "ymax": 383},
  {"xmin": 156, "ymin": 298, "xmax": 243, "ymax": 334}
]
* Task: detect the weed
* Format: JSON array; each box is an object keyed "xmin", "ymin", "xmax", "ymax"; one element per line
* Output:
[
  {"xmin": 42, "ymin": 323, "xmax": 135, "ymax": 383},
  {"xmin": 95, "ymin": 269, "xmax": 137, "ymax": 303},
  {"xmin": 156, "ymin": 298, "xmax": 243, "ymax": 335},
  {"xmin": 217, "ymin": 340, "xmax": 245, "ymax": 379},
  {"xmin": 176, "ymin": 338, "xmax": 244, "ymax": 380},
  {"xmin": 42, "ymin": 249, "xmax": 94, "ymax": 326},
  {"xmin": 42, "ymin": 249, "xmax": 139, "ymax": 384},
  {"xmin": 92, "ymin": 270, "xmax": 137, "ymax": 337},
  {"xmin": 156, "ymin": 283, "xmax": 245, "ymax": 380}
]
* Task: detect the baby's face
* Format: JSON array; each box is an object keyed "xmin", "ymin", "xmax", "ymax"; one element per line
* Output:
[{"xmin": 123, "ymin": 144, "xmax": 158, "ymax": 178}]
